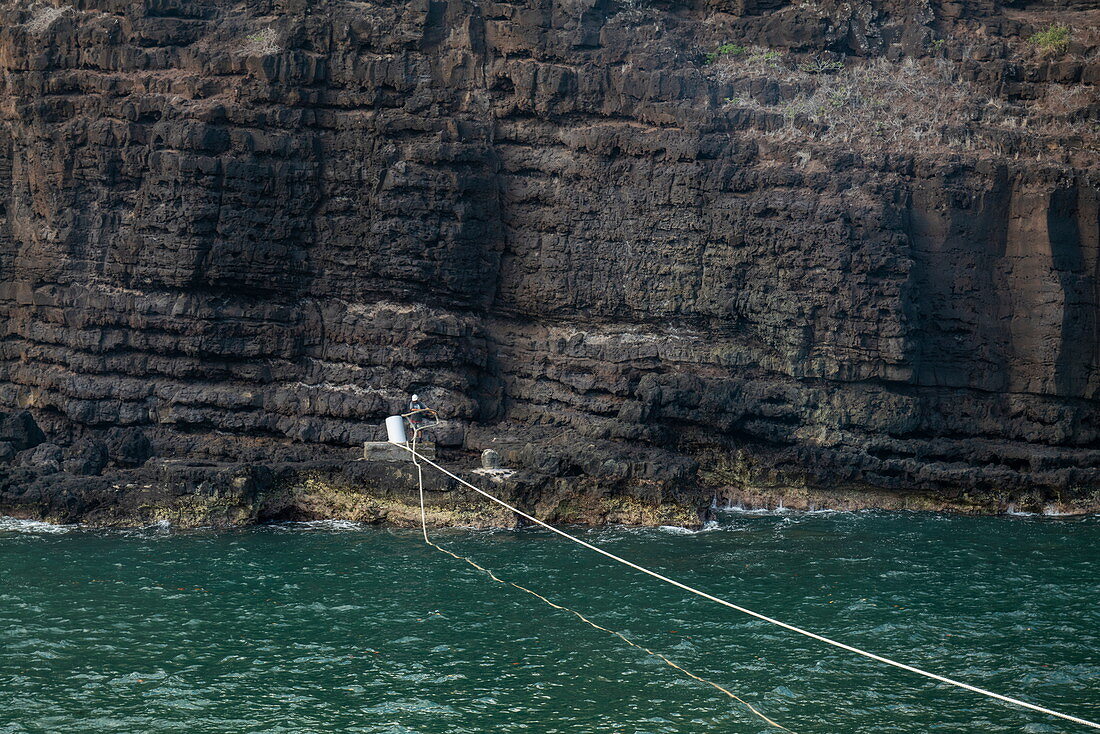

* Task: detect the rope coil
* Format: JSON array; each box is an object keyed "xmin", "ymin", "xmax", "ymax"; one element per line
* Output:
[{"xmin": 404, "ymin": 442, "xmax": 1100, "ymax": 731}]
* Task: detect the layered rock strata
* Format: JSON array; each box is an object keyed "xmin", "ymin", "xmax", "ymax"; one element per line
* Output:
[{"xmin": 0, "ymin": 0, "xmax": 1098, "ymax": 525}]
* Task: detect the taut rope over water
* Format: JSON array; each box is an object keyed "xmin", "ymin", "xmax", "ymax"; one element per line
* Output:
[
  {"xmin": 403, "ymin": 442, "xmax": 1100, "ymax": 731},
  {"xmin": 408, "ymin": 434, "xmax": 793, "ymax": 731}
]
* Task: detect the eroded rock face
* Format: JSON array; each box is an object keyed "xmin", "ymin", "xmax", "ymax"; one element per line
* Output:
[
  {"xmin": 0, "ymin": 0, "xmax": 1097, "ymax": 524},
  {"xmin": 0, "ymin": 411, "xmax": 45, "ymax": 452}
]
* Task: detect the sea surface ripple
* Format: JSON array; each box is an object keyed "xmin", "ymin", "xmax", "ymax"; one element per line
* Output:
[{"xmin": 1, "ymin": 512, "xmax": 1097, "ymax": 733}]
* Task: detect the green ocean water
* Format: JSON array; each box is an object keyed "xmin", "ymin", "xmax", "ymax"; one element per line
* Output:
[{"xmin": 1, "ymin": 511, "xmax": 1097, "ymax": 734}]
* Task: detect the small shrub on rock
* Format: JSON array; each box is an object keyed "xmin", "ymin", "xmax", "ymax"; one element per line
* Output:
[
  {"xmin": 707, "ymin": 44, "xmax": 790, "ymax": 81},
  {"xmin": 1028, "ymin": 24, "xmax": 1071, "ymax": 54},
  {"xmin": 747, "ymin": 48, "xmax": 784, "ymax": 69},
  {"xmin": 705, "ymin": 43, "xmax": 745, "ymax": 64},
  {"xmin": 799, "ymin": 57, "xmax": 845, "ymax": 74}
]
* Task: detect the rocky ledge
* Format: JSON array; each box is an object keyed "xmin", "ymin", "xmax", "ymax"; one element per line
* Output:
[{"xmin": 2, "ymin": 410, "xmax": 1095, "ymax": 529}]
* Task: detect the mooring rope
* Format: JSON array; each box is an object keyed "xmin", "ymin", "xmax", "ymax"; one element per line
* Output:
[
  {"xmin": 402, "ymin": 442, "xmax": 1100, "ymax": 731},
  {"xmin": 408, "ymin": 434, "xmax": 792, "ymax": 731}
]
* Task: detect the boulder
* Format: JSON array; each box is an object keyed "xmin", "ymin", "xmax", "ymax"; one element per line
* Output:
[
  {"xmin": 62, "ymin": 439, "xmax": 109, "ymax": 476},
  {"xmin": 23, "ymin": 443, "xmax": 62, "ymax": 474}
]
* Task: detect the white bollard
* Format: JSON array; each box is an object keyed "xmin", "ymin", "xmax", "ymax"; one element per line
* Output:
[{"xmin": 385, "ymin": 415, "xmax": 407, "ymax": 444}]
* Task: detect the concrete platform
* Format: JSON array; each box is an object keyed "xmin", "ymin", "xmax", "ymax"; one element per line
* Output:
[{"xmin": 362, "ymin": 441, "xmax": 436, "ymax": 461}]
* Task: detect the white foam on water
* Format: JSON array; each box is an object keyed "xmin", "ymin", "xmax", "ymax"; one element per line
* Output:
[
  {"xmin": 716, "ymin": 504, "xmax": 781, "ymax": 515},
  {"xmin": 273, "ymin": 519, "xmax": 367, "ymax": 532},
  {"xmin": 717, "ymin": 503, "xmax": 865, "ymax": 517},
  {"xmin": 658, "ymin": 520, "xmax": 720, "ymax": 535},
  {"xmin": 0, "ymin": 516, "xmax": 76, "ymax": 534},
  {"xmin": 139, "ymin": 519, "xmax": 174, "ymax": 534}
]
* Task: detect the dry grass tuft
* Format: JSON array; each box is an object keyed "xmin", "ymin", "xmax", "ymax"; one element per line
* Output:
[
  {"xmin": 1039, "ymin": 85, "xmax": 1097, "ymax": 116},
  {"xmin": 25, "ymin": 4, "xmax": 67, "ymax": 35},
  {"xmin": 240, "ymin": 27, "xmax": 280, "ymax": 56},
  {"xmin": 708, "ymin": 49, "xmax": 1098, "ymax": 159},
  {"xmin": 783, "ymin": 58, "xmax": 980, "ymax": 145},
  {"xmin": 709, "ymin": 45, "xmax": 793, "ymax": 83}
]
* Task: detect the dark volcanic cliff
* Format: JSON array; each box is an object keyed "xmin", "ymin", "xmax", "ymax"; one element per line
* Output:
[{"xmin": 0, "ymin": 0, "xmax": 1098, "ymax": 526}]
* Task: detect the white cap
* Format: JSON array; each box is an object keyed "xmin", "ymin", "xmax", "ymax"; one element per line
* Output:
[{"xmin": 411, "ymin": 394, "xmax": 419, "ymax": 401}]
